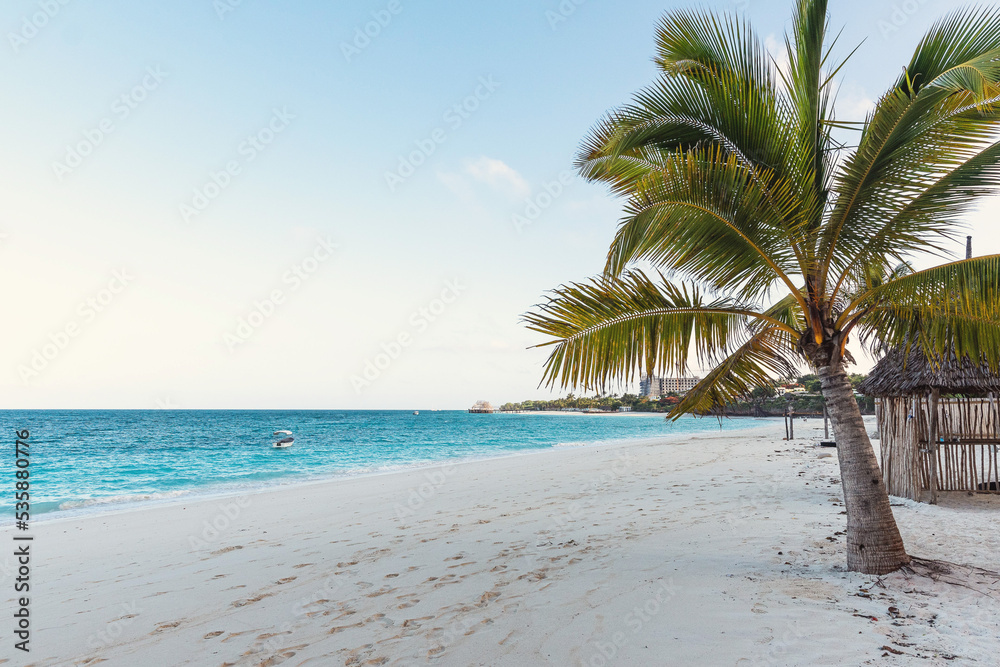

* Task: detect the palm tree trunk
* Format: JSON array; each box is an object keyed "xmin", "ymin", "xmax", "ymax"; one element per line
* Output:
[{"xmin": 818, "ymin": 363, "xmax": 910, "ymax": 574}]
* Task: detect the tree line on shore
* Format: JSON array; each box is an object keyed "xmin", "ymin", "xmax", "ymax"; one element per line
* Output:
[{"xmin": 501, "ymin": 374, "xmax": 875, "ymax": 416}]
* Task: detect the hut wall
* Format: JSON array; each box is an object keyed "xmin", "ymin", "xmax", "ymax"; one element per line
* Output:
[
  {"xmin": 877, "ymin": 397, "xmax": 923, "ymax": 500},
  {"xmin": 878, "ymin": 397, "xmax": 1000, "ymax": 501},
  {"xmin": 924, "ymin": 398, "xmax": 1000, "ymax": 494}
]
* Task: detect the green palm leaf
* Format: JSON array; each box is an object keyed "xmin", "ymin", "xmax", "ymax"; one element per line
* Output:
[{"xmin": 523, "ymin": 270, "xmax": 795, "ymax": 392}]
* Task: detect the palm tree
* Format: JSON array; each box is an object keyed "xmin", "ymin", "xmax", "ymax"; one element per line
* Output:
[{"xmin": 524, "ymin": 0, "xmax": 1000, "ymax": 574}]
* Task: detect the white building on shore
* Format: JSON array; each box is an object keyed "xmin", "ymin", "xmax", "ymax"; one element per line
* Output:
[{"xmin": 640, "ymin": 375, "xmax": 701, "ymax": 399}]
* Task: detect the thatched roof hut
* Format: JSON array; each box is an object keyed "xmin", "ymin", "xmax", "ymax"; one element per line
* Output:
[
  {"xmin": 860, "ymin": 347, "xmax": 1000, "ymax": 502},
  {"xmin": 858, "ymin": 347, "xmax": 1000, "ymax": 398}
]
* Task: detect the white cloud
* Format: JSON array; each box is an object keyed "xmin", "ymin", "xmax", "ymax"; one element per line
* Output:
[
  {"xmin": 436, "ymin": 169, "xmax": 475, "ymax": 200},
  {"xmin": 464, "ymin": 157, "xmax": 531, "ymax": 199},
  {"xmin": 764, "ymin": 34, "xmax": 791, "ymax": 81},
  {"xmin": 833, "ymin": 80, "xmax": 876, "ymax": 121},
  {"xmin": 437, "ymin": 157, "xmax": 532, "ymax": 203}
]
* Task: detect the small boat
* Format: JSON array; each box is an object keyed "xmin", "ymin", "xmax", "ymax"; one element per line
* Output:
[
  {"xmin": 272, "ymin": 430, "xmax": 294, "ymax": 448},
  {"xmin": 413, "ymin": 411, "xmax": 419, "ymax": 415}
]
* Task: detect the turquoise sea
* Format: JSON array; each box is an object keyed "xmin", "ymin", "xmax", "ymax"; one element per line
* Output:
[{"xmin": 0, "ymin": 410, "xmax": 766, "ymax": 521}]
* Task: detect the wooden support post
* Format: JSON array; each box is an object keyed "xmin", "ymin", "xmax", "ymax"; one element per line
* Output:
[
  {"xmin": 823, "ymin": 403, "xmax": 829, "ymax": 440},
  {"xmin": 929, "ymin": 388, "xmax": 940, "ymax": 505},
  {"xmin": 788, "ymin": 404, "xmax": 795, "ymax": 440}
]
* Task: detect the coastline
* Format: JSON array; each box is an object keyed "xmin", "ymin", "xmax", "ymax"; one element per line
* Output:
[
  {"xmin": 10, "ymin": 414, "xmax": 774, "ymax": 526},
  {"xmin": 7, "ymin": 418, "xmax": 997, "ymax": 665}
]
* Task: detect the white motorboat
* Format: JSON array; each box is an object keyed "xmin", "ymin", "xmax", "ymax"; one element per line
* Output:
[{"xmin": 272, "ymin": 430, "xmax": 294, "ymax": 448}]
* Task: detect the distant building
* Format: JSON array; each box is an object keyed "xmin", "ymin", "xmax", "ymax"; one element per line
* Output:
[
  {"xmin": 640, "ymin": 375, "xmax": 701, "ymax": 399},
  {"xmin": 778, "ymin": 384, "xmax": 807, "ymax": 395},
  {"xmin": 617, "ymin": 406, "xmax": 632, "ymax": 412},
  {"xmin": 468, "ymin": 400, "xmax": 495, "ymax": 413}
]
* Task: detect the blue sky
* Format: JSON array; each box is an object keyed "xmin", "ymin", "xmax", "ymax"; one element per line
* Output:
[{"xmin": 1, "ymin": 0, "xmax": 993, "ymax": 408}]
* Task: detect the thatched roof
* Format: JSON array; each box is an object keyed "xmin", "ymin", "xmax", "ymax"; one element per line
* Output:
[{"xmin": 858, "ymin": 347, "xmax": 1000, "ymax": 397}]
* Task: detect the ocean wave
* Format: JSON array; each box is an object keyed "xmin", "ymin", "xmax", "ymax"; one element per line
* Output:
[{"xmin": 56, "ymin": 490, "xmax": 192, "ymax": 511}]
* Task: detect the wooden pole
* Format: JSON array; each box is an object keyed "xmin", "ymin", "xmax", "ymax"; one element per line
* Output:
[
  {"xmin": 788, "ymin": 403, "xmax": 795, "ymax": 440},
  {"xmin": 823, "ymin": 403, "xmax": 829, "ymax": 440},
  {"xmin": 929, "ymin": 388, "xmax": 940, "ymax": 504}
]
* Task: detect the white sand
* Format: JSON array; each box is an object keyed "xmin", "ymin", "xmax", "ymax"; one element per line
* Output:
[{"xmin": 3, "ymin": 419, "xmax": 998, "ymax": 666}]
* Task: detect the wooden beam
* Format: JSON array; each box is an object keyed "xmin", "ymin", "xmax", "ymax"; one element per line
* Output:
[{"xmin": 929, "ymin": 388, "xmax": 941, "ymax": 504}]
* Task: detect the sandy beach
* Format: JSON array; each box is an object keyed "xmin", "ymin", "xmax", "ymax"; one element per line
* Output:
[{"xmin": 5, "ymin": 418, "xmax": 999, "ymax": 666}]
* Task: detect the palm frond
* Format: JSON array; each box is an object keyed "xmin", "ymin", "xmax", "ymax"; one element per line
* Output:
[
  {"xmin": 578, "ymin": 8, "xmax": 793, "ymax": 201},
  {"xmin": 523, "ymin": 271, "xmax": 796, "ymax": 391},
  {"xmin": 830, "ymin": 140, "xmax": 1000, "ymax": 300},
  {"xmin": 845, "ymin": 256, "xmax": 1000, "ymax": 366},
  {"xmin": 605, "ymin": 146, "xmax": 803, "ymax": 302},
  {"xmin": 669, "ymin": 295, "xmax": 804, "ymax": 417},
  {"xmin": 820, "ymin": 6, "xmax": 1000, "ymax": 292}
]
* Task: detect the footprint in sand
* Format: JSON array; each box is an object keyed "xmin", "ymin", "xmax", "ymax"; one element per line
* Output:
[
  {"xmin": 203, "ymin": 631, "xmax": 225, "ymax": 639},
  {"xmin": 477, "ymin": 590, "xmax": 501, "ymax": 607},
  {"xmin": 275, "ymin": 577, "xmax": 297, "ymax": 585},
  {"xmin": 151, "ymin": 621, "xmax": 182, "ymax": 634},
  {"xmin": 233, "ymin": 592, "xmax": 275, "ymax": 607},
  {"xmin": 259, "ymin": 650, "xmax": 297, "ymax": 667},
  {"xmin": 211, "ymin": 545, "xmax": 244, "ymax": 556},
  {"xmin": 366, "ymin": 586, "xmax": 397, "ymax": 598},
  {"xmin": 292, "ymin": 563, "xmax": 313, "ymax": 569},
  {"xmin": 328, "ymin": 621, "xmax": 365, "ymax": 634}
]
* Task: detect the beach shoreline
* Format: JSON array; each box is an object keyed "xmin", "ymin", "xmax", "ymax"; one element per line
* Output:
[
  {"xmin": 10, "ymin": 414, "xmax": 775, "ymax": 527},
  {"xmin": 6, "ymin": 418, "xmax": 997, "ymax": 665}
]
